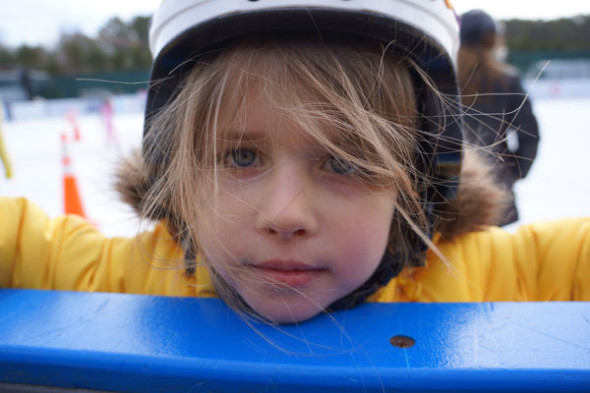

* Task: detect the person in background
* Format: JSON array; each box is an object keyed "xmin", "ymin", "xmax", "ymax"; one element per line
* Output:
[
  {"xmin": 458, "ymin": 9, "xmax": 540, "ymax": 226},
  {"xmin": 19, "ymin": 68, "xmax": 34, "ymax": 101}
]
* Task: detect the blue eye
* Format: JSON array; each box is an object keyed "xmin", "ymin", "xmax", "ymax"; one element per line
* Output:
[
  {"xmin": 325, "ymin": 156, "xmax": 356, "ymax": 175},
  {"xmin": 226, "ymin": 148, "xmax": 258, "ymax": 168}
]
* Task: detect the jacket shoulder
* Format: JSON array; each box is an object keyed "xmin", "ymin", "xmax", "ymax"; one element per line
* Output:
[{"xmin": 373, "ymin": 218, "xmax": 590, "ymax": 303}]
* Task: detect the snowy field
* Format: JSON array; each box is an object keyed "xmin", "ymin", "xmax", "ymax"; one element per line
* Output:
[
  {"xmin": 2, "ymin": 110, "xmax": 146, "ymax": 237},
  {"xmin": 2, "ymin": 96, "xmax": 590, "ymax": 237}
]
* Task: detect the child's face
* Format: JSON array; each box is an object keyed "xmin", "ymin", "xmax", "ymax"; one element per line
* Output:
[{"xmin": 197, "ymin": 89, "xmax": 396, "ymax": 323}]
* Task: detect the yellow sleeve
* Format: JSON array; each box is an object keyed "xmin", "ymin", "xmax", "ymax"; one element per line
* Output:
[
  {"xmin": 0, "ymin": 197, "xmax": 216, "ymax": 297},
  {"xmin": 523, "ymin": 218, "xmax": 590, "ymax": 300},
  {"xmin": 372, "ymin": 218, "xmax": 590, "ymax": 302},
  {"xmin": 0, "ymin": 106, "xmax": 13, "ymax": 178}
]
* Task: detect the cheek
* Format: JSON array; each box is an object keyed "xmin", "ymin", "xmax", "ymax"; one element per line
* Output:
[
  {"xmin": 333, "ymin": 196, "xmax": 396, "ymax": 273},
  {"xmin": 196, "ymin": 190, "xmax": 252, "ymax": 259},
  {"xmin": 341, "ymin": 222, "xmax": 390, "ymax": 270},
  {"xmin": 351, "ymin": 194, "xmax": 395, "ymax": 245},
  {"xmin": 195, "ymin": 218, "xmax": 243, "ymax": 289}
]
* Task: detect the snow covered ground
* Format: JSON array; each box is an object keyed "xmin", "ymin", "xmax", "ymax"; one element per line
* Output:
[
  {"xmin": 2, "ymin": 110, "xmax": 146, "ymax": 237},
  {"xmin": 506, "ymin": 97, "xmax": 590, "ymax": 231},
  {"xmin": 2, "ymin": 96, "xmax": 590, "ymax": 237}
]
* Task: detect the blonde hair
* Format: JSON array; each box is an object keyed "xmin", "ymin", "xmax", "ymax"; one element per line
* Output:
[{"xmin": 117, "ymin": 38, "xmax": 506, "ymax": 312}]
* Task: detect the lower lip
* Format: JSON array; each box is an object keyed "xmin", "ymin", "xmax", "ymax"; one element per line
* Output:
[{"xmin": 253, "ymin": 267, "xmax": 322, "ymax": 288}]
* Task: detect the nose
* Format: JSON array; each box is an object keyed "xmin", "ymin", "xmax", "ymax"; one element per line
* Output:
[{"xmin": 255, "ymin": 161, "xmax": 318, "ymax": 239}]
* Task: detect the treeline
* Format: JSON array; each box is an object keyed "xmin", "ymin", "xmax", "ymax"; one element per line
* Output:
[
  {"xmin": 504, "ymin": 15, "xmax": 590, "ymax": 52},
  {"xmin": 0, "ymin": 16, "xmax": 151, "ymax": 75},
  {"xmin": 1, "ymin": 14, "xmax": 589, "ymax": 77}
]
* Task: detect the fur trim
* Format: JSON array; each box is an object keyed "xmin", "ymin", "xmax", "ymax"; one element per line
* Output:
[
  {"xmin": 434, "ymin": 147, "xmax": 510, "ymax": 239},
  {"xmin": 114, "ymin": 149, "xmax": 149, "ymax": 215},
  {"xmin": 115, "ymin": 149, "xmax": 192, "ymax": 270},
  {"xmin": 114, "ymin": 149, "xmax": 181, "ymax": 236}
]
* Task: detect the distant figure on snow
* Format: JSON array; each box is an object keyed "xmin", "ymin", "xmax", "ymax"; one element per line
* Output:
[
  {"xmin": 101, "ymin": 98, "xmax": 117, "ymax": 146},
  {"xmin": 458, "ymin": 9, "xmax": 540, "ymax": 226},
  {"xmin": 19, "ymin": 68, "xmax": 34, "ymax": 101}
]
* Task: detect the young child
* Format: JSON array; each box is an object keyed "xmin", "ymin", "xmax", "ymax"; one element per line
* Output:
[{"xmin": 1, "ymin": 0, "xmax": 588, "ymax": 324}]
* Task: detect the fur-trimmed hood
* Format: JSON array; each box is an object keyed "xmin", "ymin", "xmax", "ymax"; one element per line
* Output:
[
  {"xmin": 434, "ymin": 147, "xmax": 510, "ymax": 239},
  {"xmin": 115, "ymin": 147, "xmax": 509, "ymax": 241}
]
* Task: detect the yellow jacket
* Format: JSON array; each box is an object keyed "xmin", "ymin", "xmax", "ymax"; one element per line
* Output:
[{"xmin": 1, "ymin": 197, "xmax": 589, "ymax": 302}]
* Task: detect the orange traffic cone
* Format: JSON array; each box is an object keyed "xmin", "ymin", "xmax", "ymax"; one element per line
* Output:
[{"xmin": 61, "ymin": 133, "xmax": 87, "ymax": 218}]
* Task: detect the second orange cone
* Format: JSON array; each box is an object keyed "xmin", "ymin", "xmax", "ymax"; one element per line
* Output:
[{"xmin": 61, "ymin": 133, "xmax": 87, "ymax": 218}]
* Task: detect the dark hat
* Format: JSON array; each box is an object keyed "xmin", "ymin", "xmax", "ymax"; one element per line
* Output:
[{"xmin": 460, "ymin": 9, "xmax": 497, "ymax": 45}]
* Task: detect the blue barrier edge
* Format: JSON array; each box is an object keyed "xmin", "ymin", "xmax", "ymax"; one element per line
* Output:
[{"xmin": 0, "ymin": 289, "xmax": 589, "ymax": 392}]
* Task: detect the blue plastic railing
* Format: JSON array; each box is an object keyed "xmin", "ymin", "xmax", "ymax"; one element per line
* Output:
[{"xmin": 0, "ymin": 289, "xmax": 589, "ymax": 392}]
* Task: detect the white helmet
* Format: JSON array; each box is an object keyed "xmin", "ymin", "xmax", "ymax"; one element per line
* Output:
[
  {"xmin": 150, "ymin": 0, "xmax": 459, "ymax": 66},
  {"xmin": 146, "ymin": 0, "xmax": 460, "ymax": 126},
  {"xmin": 143, "ymin": 0, "xmax": 463, "ymax": 306}
]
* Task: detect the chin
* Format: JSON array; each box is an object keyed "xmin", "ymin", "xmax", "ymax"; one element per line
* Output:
[
  {"xmin": 246, "ymin": 296, "xmax": 328, "ymax": 324},
  {"xmin": 264, "ymin": 309, "xmax": 324, "ymax": 325}
]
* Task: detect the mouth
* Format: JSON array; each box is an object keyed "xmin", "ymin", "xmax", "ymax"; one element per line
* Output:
[{"xmin": 248, "ymin": 260, "xmax": 326, "ymax": 288}]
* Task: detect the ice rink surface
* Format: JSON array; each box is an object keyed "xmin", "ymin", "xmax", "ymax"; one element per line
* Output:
[{"xmin": 2, "ymin": 97, "xmax": 590, "ymax": 237}]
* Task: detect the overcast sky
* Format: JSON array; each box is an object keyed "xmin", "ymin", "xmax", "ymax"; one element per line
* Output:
[{"xmin": 1, "ymin": 0, "xmax": 589, "ymax": 48}]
